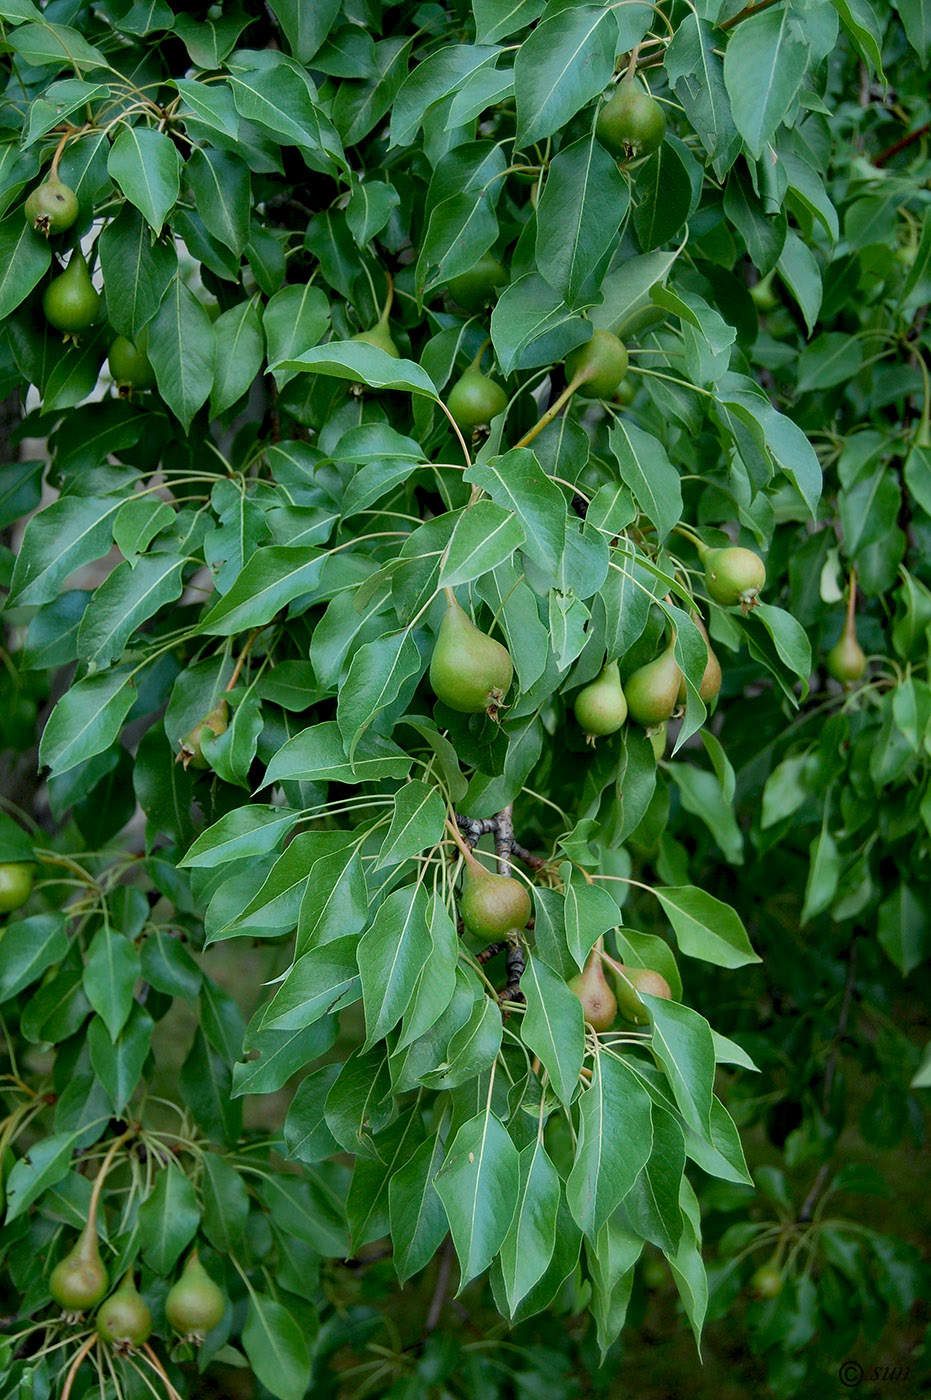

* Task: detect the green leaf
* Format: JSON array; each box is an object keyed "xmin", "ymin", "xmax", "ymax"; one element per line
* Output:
[
  {"xmin": 200, "ymin": 546, "xmax": 325, "ymax": 634},
  {"xmin": 566, "ymin": 1051, "xmax": 653, "ymax": 1240},
  {"xmin": 536, "ymin": 135, "xmax": 629, "ymax": 305},
  {"xmin": 242, "ymin": 1296, "xmax": 311, "ymax": 1400},
  {"xmin": 632, "ymin": 141, "xmax": 693, "ymax": 252},
  {"xmin": 390, "ymin": 46, "xmax": 499, "ymax": 147},
  {"xmin": 263, "ymin": 283, "xmax": 330, "ymax": 388},
  {"xmin": 563, "ymin": 872, "xmax": 621, "ymax": 968},
  {"xmin": 347, "ymin": 1108, "xmax": 425, "ymax": 1251},
  {"xmin": 39, "ymin": 669, "xmax": 136, "ymax": 777},
  {"xmin": 358, "ymin": 884, "xmax": 434, "ymax": 1048},
  {"xmin": 465, "ymin": 447, "xmax": 567, "ymax": 588},
  {"xmin": 5, "ymin": 1127, "xmax": 105, "ymax": 1222},
  {"xmin": 514, "ymin": 7, "xmax": 618, "ymax": 147},
  {"xmin": 97, "ymin": 204, "xmax": 178, "ymax": 341},
  {"xmin": 435, "ymin": 1108, "xmax": 520, "ymax": 1289},
  {"xmin": 107, "ymin": 126, "xmax": 181, "ymax": 232},
  {"xmin": 186, "ymin": 146, "xmax": 251, "ymax": 256},
  {"xmin": 622, "ymin": 1104, "xmax": 685, "ymax": 1254},
  {"xmin": 273, "ymin": 339, "xmax": 438, "ymax": 398},
  {"xmin": 833, "ymin": 0, "xmax": 886, "ymax": 78},
  {"xmin": 261, "ymin": 937, "xmax": 361, "ymax": 1031},
  {"xmin": 8, "ymin": 21, "xmax": 109, "ymax": 71},
  {"xmin": 147, "ymin": 277, "xmax": 216, "ymax": 429},
  {"xmin": 520, "ymin": 954, "xmax": 584, "ymax": 1107},
  {"xmin": 182, "ymin": 806, "xmax": 300, "ymax": 868},
  {"xmin": 201, "ymin": 1151, "xmax": 250, "ymax": 1253},
  {"xmin": 0, "ymin": 212, "xmax": 51, "ymax": 320},
  {"xmin": 210, "ymin": 298, "xmax": 265, "ymax": 416},
  {"xmin": 498, "ymin": 1138, "xmax": 561, "ymax": 1314},
  {"xmin": 723, "ymin": 7, "xmax": 810, "ymax": 160},
  {"xmin": 8, "ymin": 492, "xmax": 118, "ymax": 602},
  {"xmin": 416, "ymin": 187, "xmax": 500, "ymax": 297},
  {"xmin": 777, "ymin": 230, "xmax": 822, "ymax": 334},
  {"xmin": 608, "ymin": 418, "xmax": 682, "ymax": 543},
  {"xmin": 877, "ymin": 883, "xmax": 930, "ymax": 975},
  {"xmin": 0, "ymin": 913, "xmax": 68, "ymax": 1003},
  {"xmin": 138, "ymin": 1164, "xmax": 199, "ymax": 1273},
  {"xmin": 264, "ymin": 721, "xmax": 413, "ymax": 785},
  {"xmin": 389, "ymin": 1134, "xmax": 448, "ymax": 1283},
  {"xmin": 268, "ymin": 0, "xmax": 341, "ymax": 62},
  {"xmin": 588, "ymin": 1216, "xmax": 642, "ymax": 1358},
  {"xmin": 652, "ymin": 886, "xmax": 760, "ymax": 969},
  {"xmin": 88, "ymin": 1006, "xmax": 153, "ymax": 1114},
  {"xmin": 376, "ymin": 781, "xmax": 447, "ymax": 870},
  {"xmin": 665, "ymin": 15, "xmax": 740, "ymax": 178},
  {"xmin": 336, "ymin": 629, "xmax": 424, "ymax": 760},
  {"xmin": 645, "ymin": 998, "xmax": 715, "ymax": 1138},
  {"xmin": 77, "ymin": 554, "xmax": 185, "ymax": 666},
  {"xmin": 82, "ymin": 926, "xmax": 141, "ymax": 1040},
  {"xmin": 490, "ymin": 271, "xmax": 588, "ymax": 376}
]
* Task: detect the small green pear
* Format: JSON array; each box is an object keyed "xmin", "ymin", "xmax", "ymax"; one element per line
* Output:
[
  {"xmin": 447, "ymin": 254, "xmax": 507, "ymax": 311},
  {"xmin": 605, "ymin": 957, "xmax": 672, "ymax": 1025},
  {"xmin": 574, "ymin": 661, "xmax": 627, "ymax": 744},
  {"xmin": 96, "ymin": 1273, "xmax": 152, "ymax": 1351},
  {"xmin": 0, "ymin": 860, "xmax": 34, "ymax": 913},
  {"xmin": 178, "ymin": 698, "xmax": 229, "ymax": 770},
  {"xmin": 25, "ymin": 179, "xmax": 79, "ymax": 236},
  {"xmin": 596, "ymin": 76, "xmax": 666, "ymax": 161},
  {"xmin": 564, "ymin": 330, "xmax": 629, "ymax": 399},
  {"xmin": 108, "ymin": 327, "xmax": 156, "ymax": 393},
  {"xmin": 460, "ymin": 852, "xmax": 531, "ymax": 938},
  {"xmin": 43, "ymin": 249, "xmax": 101, "ymax": 335},
  {"xmin": 48, "ymin": 1219, "xmax": 109, "ymax": 1316},
  {"xmin": 625, "ymin": 636, "xmax": 682, "ymax": 727},
  {"xmin": 447, "ymin": 369, "xmax": 508, "ymax": 432},
  {"xmin": 165, "ymin": 1251, "xmax": 226, "ymax": 1344},
  {"xmin": 568, "ymin": 947, "xmax": 617, "ymax": 1030},
  {"xmin": 700, "ymin": 544, "xmax": 766, "ymax": 611},
  {"xmin": 825, "ymin": 630, "xmax": 866, "ymax": 684},
  {"xmin": 351, "ymin": 310, "xmax": 401, "ymax": 358},
  {"xmin": 677, "ymin": 614, "xmax": 722, "ymax": 705},
  {"xmin": 429, "ymin": 594, "xmax": 513, "ymax": 716},
  {"xmin": 825, "ymin": 579, "xmax": 866, "ymax": 684}
]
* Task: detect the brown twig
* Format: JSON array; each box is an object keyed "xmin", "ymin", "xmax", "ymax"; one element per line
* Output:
[
  {"xmin": 718, "ymin": 0, "xmax": 783, "ymax": 30},
  {"xmin": 874, "ymin": 121, "xmax": 930, "ymax": 167},
  {"xmin": 424, "ymin": 1236, "xmax": 455, "ymax": 1333}
]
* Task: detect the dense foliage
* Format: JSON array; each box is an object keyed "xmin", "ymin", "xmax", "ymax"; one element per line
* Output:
[{"xmin": 0, "ymin": 0, "xmax": 929, "ymax": 1396}]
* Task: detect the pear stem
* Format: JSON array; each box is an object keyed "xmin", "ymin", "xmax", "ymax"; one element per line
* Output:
[
  {"xmin": 446, "ymin": 817, "xmax": 480, "ymax": 869},
  {"xmin": 378, "ymin": 270, "xmax": 394, "ymax": 323},
  {"xmin": 87, "ymin": 1128, "xmax": 134, "ymax": 1233},
  {"xmin": 513, "ymin": 369, "xmax": 589, "ymax": 450},
  {"xmin": 844, "ymin": 568, "xmax": 858, "ymax": 636},
  {"xmin": 469, "ymin": 338, "xmax": 492, "ymax": 374},
  {"xmin": 673, "ymin": 522, "xmax": 705, "ymax": 552},
  {"xmin": 61, "ymin": 1334, "xmax": 98, "ymax": 1400},
  {"xmin": 625, "ymin": 44, "xmax": 641, "ymax": 79}
]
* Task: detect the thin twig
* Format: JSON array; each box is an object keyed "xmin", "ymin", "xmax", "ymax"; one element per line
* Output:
[
  {"xmin": 424, "ymin": 1237, "xmax": 455, "ymax": 1333},
  {"xmin": 874, "ymin": 121, "xmax": 929, "ymax": 167}
]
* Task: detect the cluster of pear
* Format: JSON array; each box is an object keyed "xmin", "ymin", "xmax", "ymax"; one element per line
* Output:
[
  {"xmin": 569, "ymin": 945, "xmax": 672, "ymax": 1030},
  {"xmin": 22, "ymin": 175, "xmax": 154, "ymax": 391},
  {"xmin": 49, "ymin": 1220, "xmax": 225, "ymax": 1349},
  {"xmin": 425, "ymin": 547, "xmax": 764, "ymax": 745}
]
